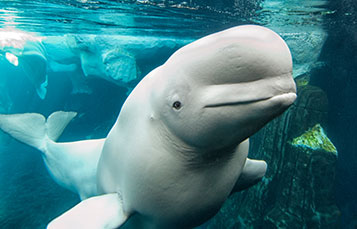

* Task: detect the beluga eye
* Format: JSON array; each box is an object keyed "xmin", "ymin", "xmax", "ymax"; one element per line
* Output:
[{"xmin": 172, "ymin": 101, "xmax": 182, "ymax": 110}]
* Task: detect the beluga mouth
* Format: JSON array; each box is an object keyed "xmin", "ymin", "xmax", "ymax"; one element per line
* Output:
[
  {"xmin": 204, "ymin": 97, "xmax": 272, "ymax": 108},
  {"xmin": 201, "ymin": 74, "xmax": 297, "ymax": 110}
]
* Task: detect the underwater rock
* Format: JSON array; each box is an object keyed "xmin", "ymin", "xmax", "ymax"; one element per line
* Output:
[
  {"xmin": 291, "ymin": 124, "xmax": 337, "ymax": 154},
  {"xmin": 203, "ymin": 84, "xmax": 340, "ymax": 228},
  {"xmin": 282, "ymin": 30, "xmax": 327, "ymax": 78},
  {"xmin": 68, "ymin": 34, "xmax": 191, "ymax": 87},
  {"xmin": 43, "ymin": 34, "xmax": 191, "ymax": 93},
  {"xmin": 257, "ymin": 0, "xmax": 328, "ymax": 78},
  {"xmin": 0, "ymin": 31, "xmax": 191, "ymax": 99},
  {"xmin": 294, "ymin": 72, "xmax": 310, "ymax": 87}
]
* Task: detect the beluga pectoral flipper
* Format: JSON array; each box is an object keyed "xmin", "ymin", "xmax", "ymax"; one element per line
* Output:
[
  {"xmin": 229, "ymin": 139, "xmax": 268, "ymax": 193},
  {"xmin": 47, "ymin": 193, "xmax": 129, "ymax": 229}
]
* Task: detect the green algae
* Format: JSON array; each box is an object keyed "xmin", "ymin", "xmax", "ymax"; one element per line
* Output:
[
  {"xmin": 295, "ymin": 73, "xmax": 310, "ymax": 87},
  {"xmin": 291, "ymin": 124, "xmax": 337, "ymax": 155}
]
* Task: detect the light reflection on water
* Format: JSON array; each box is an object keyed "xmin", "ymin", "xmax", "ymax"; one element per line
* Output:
[{"xmin": 0, "ymin": 0, "xmax": 333, "ymax": 37}]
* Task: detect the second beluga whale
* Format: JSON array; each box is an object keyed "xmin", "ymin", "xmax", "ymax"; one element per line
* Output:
[{"xmin": 0, "ymin": 25, "xmax": 296, "ymax": 228}]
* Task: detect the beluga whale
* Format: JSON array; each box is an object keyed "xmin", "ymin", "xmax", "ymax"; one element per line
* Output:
[{"xmin": 0, "ymin": 25, "xmax": 296, "ymax": 228}]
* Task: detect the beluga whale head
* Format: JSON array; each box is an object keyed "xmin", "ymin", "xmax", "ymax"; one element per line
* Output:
[{"xmin": 149, "ymin": 25, "xmax": 296, "ymax": 154}]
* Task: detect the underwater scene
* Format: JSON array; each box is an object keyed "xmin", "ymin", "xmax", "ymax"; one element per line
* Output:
[{"xmin": 0, "ymin": 0, "xmax": 356, "ymax": 228}]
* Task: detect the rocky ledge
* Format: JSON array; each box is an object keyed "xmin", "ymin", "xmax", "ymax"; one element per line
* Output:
[{"xmin": 202, "ymin": 84, "xmax": 340, "ymax": 228}]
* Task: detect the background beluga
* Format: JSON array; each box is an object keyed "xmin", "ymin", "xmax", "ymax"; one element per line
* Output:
[{"xmin": 0, "ymin": 25, "xmax": 296, "ymax": 228}]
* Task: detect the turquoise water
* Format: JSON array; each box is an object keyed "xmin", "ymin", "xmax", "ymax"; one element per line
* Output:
[{"xmin": 0, "ymin": 0, "xmax": 356, "ymax": 228}]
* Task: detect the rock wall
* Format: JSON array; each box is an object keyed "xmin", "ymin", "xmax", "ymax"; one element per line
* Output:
[{"xmin": 202, "ymin": 84, "xmax": 340, "ymax": 228}]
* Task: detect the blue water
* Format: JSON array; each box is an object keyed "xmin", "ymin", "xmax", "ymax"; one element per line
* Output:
[{"xmin": 0, "ymin": 0, "xmax": 356, "ymax": 228}]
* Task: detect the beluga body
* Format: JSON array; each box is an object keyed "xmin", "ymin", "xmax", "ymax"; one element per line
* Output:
[{"xmin": 0, "ymin": 25, "xmax": 296, "ymax": 228}]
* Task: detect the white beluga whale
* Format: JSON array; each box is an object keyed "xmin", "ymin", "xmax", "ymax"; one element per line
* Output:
[{"xmin": 0, "ymin": 25, "xmax": 296, "ymax": 228}]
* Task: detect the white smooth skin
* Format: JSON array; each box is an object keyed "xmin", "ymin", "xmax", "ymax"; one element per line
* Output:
[
  {"xmin": 0, "ymin": 111, "xmax": 103, "ymax": 200},
  {"xmin": 97, "ymin": 25, "xmax": 296, "ymax": 228},
  {"xmin": 44, "ymin": 138, "xmax": 104, "ymax": 200}
]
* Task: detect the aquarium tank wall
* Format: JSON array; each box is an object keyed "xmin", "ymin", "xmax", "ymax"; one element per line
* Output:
[{"xmin": 0, "ymin": 0, "xmax": 356, "ymax": 228}]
